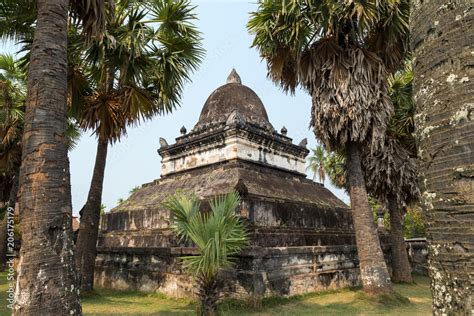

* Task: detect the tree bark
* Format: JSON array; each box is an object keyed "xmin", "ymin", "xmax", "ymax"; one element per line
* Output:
[
  {"xmin": 13, "ymin": 0, "xmax": 82, "ymax": 314},
  {"xmin": 411, "ymin": 1, "xmax": 473, "ymax": 314},
  {"xmin": 74, "ymin": 136, "xmax": 108, "ymax": 291},
  {"xmin": 387, "ymin": 195, "xmax": 412, "ymax": 283},
  {"xmin": 0, "ymin": 172, "xmax": 19, "ymax": 271},
  {"xmin": 346, "ymin": 141, "xmax": 392, "ymax": 294}
]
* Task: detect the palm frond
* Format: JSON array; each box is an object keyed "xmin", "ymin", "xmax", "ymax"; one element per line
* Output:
[
  {"xmin": 362, "ymin": 136, "xmax": 419, "ymax": 207},
  {"xmin": 72, "ymin": 0, "xmax": 204, "ymax": 143},
  {"xmin": 0, "ymin": 0, "xmax": 36, "ymax": 41},
  {"xmin": 164, "ymin": 191, "xmax": 248, "ymax": 282},
  {"xmin": 65, "ymin": 119, "xmax": 82, "ymax": 151},
  {"xmin": 69, "ymin": 0, "xmax": 113, "ymax": 40},
  {"xmin": 248, "ymin": 0, "xmax": 409, "ymax": 150}
]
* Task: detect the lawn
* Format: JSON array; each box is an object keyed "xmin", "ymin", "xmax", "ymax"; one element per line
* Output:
[{"xmin": 0, "ymin": 272, "xmax": 432, "ymax": 315}]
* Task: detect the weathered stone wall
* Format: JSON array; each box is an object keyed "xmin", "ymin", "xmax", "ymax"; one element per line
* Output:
[
  {"xmin": 243, "ymin": 198, "xmax": 354, "ymax": 247},
  {"xmin": 96, "ymin": 194, "xmax": 405, "ymax": 298},
  {"xmin": 99, "ymin": 196, "xmax": 355, "ymax": 249},
  {"xmin": 95, "ymin": 240, "xmax": 428, "ymax": 298},
  {"xmin": 161, "ymin": 133, "xmax": 307, "ymax": 176},
  {"xmin": 96, "ymin": 196, "xmax": 428, "ymax": 298},
  {"xmin": 95, "ymin": 245, "xmax": 364, "ymax": 298},
  {"xmin": 406, "ymin": 238, "xmax": 429, "ymax": 276}
]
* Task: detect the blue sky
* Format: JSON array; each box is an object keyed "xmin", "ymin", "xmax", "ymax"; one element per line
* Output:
[{"xmin": 2, "ymin": 0, "xmax": 348, "ymax": 214}]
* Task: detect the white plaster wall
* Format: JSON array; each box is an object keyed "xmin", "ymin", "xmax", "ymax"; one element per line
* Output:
[{"xmin": 161, "ymin": 135, "xmax": 305, "ymax": 176}]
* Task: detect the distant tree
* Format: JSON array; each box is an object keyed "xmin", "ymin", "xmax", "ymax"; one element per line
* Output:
[
  {"xmin": 403, "ymin": 206, "xmax": 426, "ymax": 239},
  {"xmin": 0, "ymin": 54, "xmax": 25, "ymax": 206},
  {"xmin": 100, "ymin": 204, "xmax": 106, "ymax": 216},
  {"xmin": 322, "ymin": 150, "xmax": 347, "ymax": 190},
  {"xmin": 249, "ymin": 0, "xmax": 410, "ymax": 294},
  {"xmin": 74, "ymin": 0, "xmax": 204, "ymax": 291},
  {"xmin": 164, "ymin": 191, "xmax": 248, "ymax": 316},
  {"xmin": 307, "ymin": 146, "xmax": 326, "ymax": 184}
]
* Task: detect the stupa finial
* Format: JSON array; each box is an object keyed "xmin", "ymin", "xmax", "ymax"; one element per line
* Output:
[{"xmin": 226, "ymin": 68, "xmax": 241, "ymax": 84}]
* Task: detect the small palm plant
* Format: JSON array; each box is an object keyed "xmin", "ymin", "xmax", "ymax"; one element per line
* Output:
[{"xmin": 164, "ymin": 191, "xmax": 248, "ymax": 316}]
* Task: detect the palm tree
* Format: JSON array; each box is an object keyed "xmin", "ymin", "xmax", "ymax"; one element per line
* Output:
[
  {"xmin": 164, "ymin": 191, "xmax": 248, "ymax": 316},
  {"xmin": 0, "ymin": 54, "xmax": 24, "ymax": 271},
  {"xmin": 362, "ymin": 136, "xmax": 418, "ymax": 283},
  {"xmin": 248, "ymin": 0, "xmax": 410, "ymax": 294},
  {"xmin": 361, "ymin": 64, "xmax": 418, "ymax": 283},
  {"xmin": 323, "ymin": 149, "xmax": 347, "ymax": 189},
  {"xmin": 411, "ymin": 3, "xmax": 473, "ymax": 314},
  {"xmin": 320, "ymin": 65, "xmax": 418, "ymax": 283},
  {"xmin": 307, "ymin": 146, "xmax": 326, "ymax": 184},
  {"xmin": 3, "ymin": 0, "xmax": 108, "ymax": 313},
  {"xmin": 0, "ymin": 54, "xmax": 81, "ymax": 270},
  {"xmin": 73, "ymin": 0, "xmax": 204, "ymax": 291}
]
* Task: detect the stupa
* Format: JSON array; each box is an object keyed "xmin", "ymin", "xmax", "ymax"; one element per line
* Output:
[{"xmin": 95, "ymin": 70, "xmax": 362, "ymax": 298}]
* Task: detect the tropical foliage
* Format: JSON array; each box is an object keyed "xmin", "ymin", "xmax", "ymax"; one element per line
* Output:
[
  {"xmin": 306, "ymin": 146, "xmax": 326, "ymax": 184},
  {"xmin": 248, "ymin": 0, "xmax": 409, "ymax": 151},
  {"xmin": 0, "ymin": 54, "xmax": 81, "ymax": 202},
  {"xmin": 71, "ymin": 0, "xmax": 204, "ymax": 143},
  {"xmin": 0, "ymin": 54, "xmax": 25, "ymax": 200},
  {"xmin": 164, "ymin": 191, "xmax": 248, "ymax": 316},
  {"xmin": 403, "ymin": 206, "xmax": 426, "ymax": 239},
  {"xmin": 0, "ymin": 0, "xmax": 110, "ymax": 41}
]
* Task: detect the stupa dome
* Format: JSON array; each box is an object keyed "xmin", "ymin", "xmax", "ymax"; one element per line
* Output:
[{"xmin": 194, "ymin": 69, "xmax": 273, "ymax": 130}]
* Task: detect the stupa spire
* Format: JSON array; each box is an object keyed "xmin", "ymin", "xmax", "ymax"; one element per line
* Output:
[{"xmin": 226, "ymin": 68, "xmax": 241, "ymax": 84}]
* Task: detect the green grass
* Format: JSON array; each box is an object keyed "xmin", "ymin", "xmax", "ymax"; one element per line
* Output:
[{"xmin": 0, "ymin": 272, "xmax": 431, "ymax": 315}]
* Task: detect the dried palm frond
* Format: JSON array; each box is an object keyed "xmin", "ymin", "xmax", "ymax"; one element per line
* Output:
[
  {"xmin": 80, "ymin": 91, "xmax": 126, "ymax": 142},
  {"xmin": 362, "ymin": 136, "xmax": 420, "ymax": 207},
  {"xmin": 302, "ymin": 41, "xmax": 393, "ymax": 152},
  {"xmin": 69, "ymin": 0, "xmax": 114, "ymax": 40}
]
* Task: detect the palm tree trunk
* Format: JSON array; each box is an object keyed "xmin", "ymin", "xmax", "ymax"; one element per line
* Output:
[
  {"xmin": 0, "ymin": 171, "xmax": 19, "ymax": 271},
  {"xmin": 13, "ymin": 0, "xmax": 82, "ymax": 314},
  {"xmin": 411, "ymin": 2, "xmax": 473, "ymax": 314},
  {"xmin": 346, "ymin": 141, "xmax": 392, "ymax": 294},
  {"xmin": 75, "ymin": 136, "xmax": 108, "ymax": 291},
  {"xmin": 197, "ymin": 275, "xmax": 219, "ymax": 316},
  {"xmin": 387, "ymin": 195, "xmax": 412, "ymax": 283}
]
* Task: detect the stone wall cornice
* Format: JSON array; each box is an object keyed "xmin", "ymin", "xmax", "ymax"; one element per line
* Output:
[{"xmin": 159, "ymin": 123, "xmax": 308, "ymax": 160}]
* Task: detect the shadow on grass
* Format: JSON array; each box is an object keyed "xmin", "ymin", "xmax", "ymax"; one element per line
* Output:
[{"xmin": 218, "ymin": 286, "xmax": 413, "ymax": 315}]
